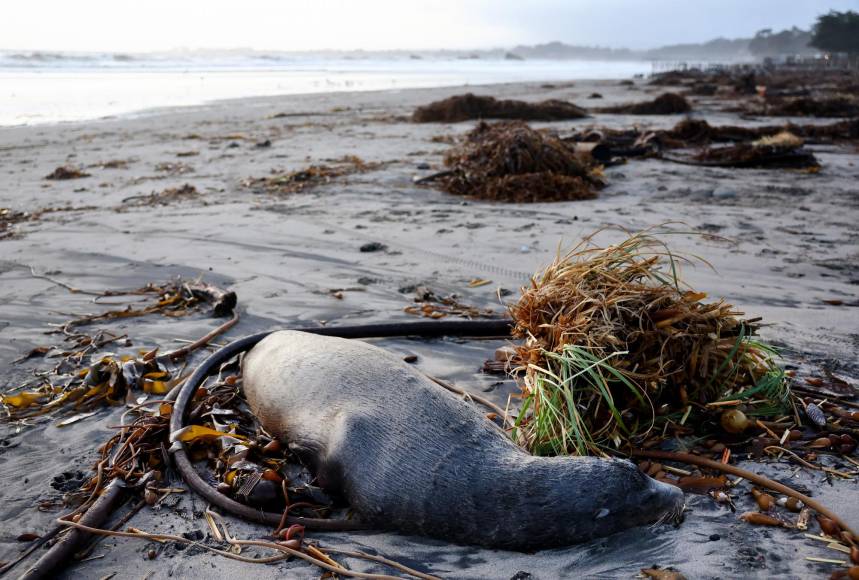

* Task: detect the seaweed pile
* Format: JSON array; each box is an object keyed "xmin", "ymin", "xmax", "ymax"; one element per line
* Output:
[
  {"xmin": 507, "ymin": 229, "xmax": 791, "ymax": 456},
  {"xmin": 689, "ymin": 132, "xmax": 820, "ymax": 170},
  {"xmin": 435, "ymin": 121, "xmax": 603, "ymax": 203},
  {"xmin": 597, "ymin": 92, "xmax": 692, "ymax": 115},
  {"xmin": 757, "ymin": 96, "xmax": 859, "ymax": 118},
  {"xmin": 240, "ymin": 155, "xmax": 378, "ymax": 195},
  {"xmin": 663, "ymin": 117, "xmax": 859, "ymax": 145},
  {"xmin": 413, "ymin": 93, "xmax": 587, "ymax": 123}
]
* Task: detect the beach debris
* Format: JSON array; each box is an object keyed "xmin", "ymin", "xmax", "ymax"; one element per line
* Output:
[
  {"xmin": 640, "ymin": 567, "xmax": 686, "ymax": 580},
  {"xmin": 413, "ymin": 93, "xmax": 587, "ymax": 123},
  {"xmin": 240, "ymin": 155, "xmax": 378, "ymax": 195},
  {"xmin": 433, "ymin": 121, "xmax": 603, "ymax": 203},
  {"xmin": 359, "ymin": 242, "xmax": 387, "ymax": 253},
  {"xmin": 119, "ymin": 183, "xmax": 200, "ymax": 209},
  {"xmin": 404, "ymin": 286, "xmax": 496, "ymax": 319},
  {"xmin": 507, "ymin": 227, "xmax": 791, "ymax": 456},
  {"xmin": 755, "ymin": 96, "xmax": 859, "ymax": 118},
  {"xmin": 0, "ymin": 278, "xmax": 237, "ymax": 421},
  {"xmin": 684, "ymin": 132, "xmax": 820, "ymax": 170},
  {"xmin": 154, "ymin": 161, "xmax": 194, "ymax": 175},
  {"xmin": 597, "ymin": 92, "xmax": 691, "ymax": 115},
  {"xmin": 45, "ymin": 166, "xmax": 91, "ymax": 180},
  {"xmin": 1, "ymin": 205, "xmax": 99, "ymax": 242}
]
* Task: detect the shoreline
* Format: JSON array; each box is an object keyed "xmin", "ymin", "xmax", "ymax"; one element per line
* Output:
[{"xmin": 0, "ymin": 59, "xmax": 653, "ymax": 127}]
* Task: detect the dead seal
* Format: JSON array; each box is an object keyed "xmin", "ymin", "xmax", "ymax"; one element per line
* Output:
[{"xmin": 242, "ymin": 330, "xmax": 684, "ymax": 550}]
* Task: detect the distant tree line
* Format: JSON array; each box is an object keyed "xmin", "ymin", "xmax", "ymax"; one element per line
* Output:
[{"xmin": 811, "ymin": 10, "xmax": 859, "ymax": 58}]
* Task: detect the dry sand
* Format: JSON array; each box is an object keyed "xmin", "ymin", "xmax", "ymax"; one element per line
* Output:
[{"xmin": 1, "ymin": 78, "xmax": 858, "ymax": 579}]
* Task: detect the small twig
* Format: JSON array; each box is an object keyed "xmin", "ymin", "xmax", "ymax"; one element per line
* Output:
[
  {"xmin": 322, "ymin": 546, "xmax": 442, "ymax": 580},
  {"xmin": 160, "ymin": 312, "xmax": 240, "ymax": 362},
  {"xmin": 427, "ymin": 374, "xmax": 511, "ymax": 428}
]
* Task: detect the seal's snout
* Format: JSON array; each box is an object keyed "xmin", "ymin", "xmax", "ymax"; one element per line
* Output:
[{"xmin": 643, "ymin": 477, "xmax": 685, "ymax": 524}]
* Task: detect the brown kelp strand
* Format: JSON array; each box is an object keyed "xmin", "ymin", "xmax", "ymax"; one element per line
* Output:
[
  {"xmin": 506, "ymin": 227, "xmax": 793, "ymax": 457},
  {"xmin": 434, "ymin": 121, "xmax": 603, "ymax": 203},
  {"xmin": 412, "ymin": 92, "xmax": 587, "ymax": 123}
]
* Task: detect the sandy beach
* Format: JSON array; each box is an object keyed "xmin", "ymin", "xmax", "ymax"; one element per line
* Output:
[{"xmin": 1, "ymin": 77, "xmax": 858, "ymax": 578}]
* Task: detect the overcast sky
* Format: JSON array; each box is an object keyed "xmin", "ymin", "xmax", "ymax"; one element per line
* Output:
[{"xmin": 3, "ymin": 0, "xmax": 858, "ymax": 53}]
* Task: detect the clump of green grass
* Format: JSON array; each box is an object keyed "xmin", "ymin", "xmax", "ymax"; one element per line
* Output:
[{"xmin": 509, "ymin": 227, "xmax": 793, "ymax": 457}]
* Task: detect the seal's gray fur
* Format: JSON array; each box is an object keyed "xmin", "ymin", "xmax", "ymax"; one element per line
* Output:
[{"xmin": 243, "ymin": 330, "xmax": 684, "ymax": 550}]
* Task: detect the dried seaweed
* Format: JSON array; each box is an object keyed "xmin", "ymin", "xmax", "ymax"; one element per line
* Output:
[
  {"xmin": 597, "ymin": 92, "xmax": 692, "ymax": 115},
  {"xmin": 436, "ymin": 121, "xmax": 602, "ymax": 203},
  {"xmin": 240, "ymin": 155, "xmax": 378, "ymax": 195},
  {"xmin": 119, "ymin": 184, "xmax": 200, "ymax": 209},
  {"xmin": 508, "ymin": 228, "xmax": 791, "ymax": 456},
  {"xmin": 45, "ymin": 166, "xmax": 90, "ymax": 180},
  {"xmin": 1, "ymin": 279, "xmax": 237, "ymax": 421},
  {"xmin": 403, "ymin": 286, "xmax": 497, "ymax": 319},
  {"xmin": 413, "ymin": 93, "xmax": 587, "ymax": 123},
  {"xmin": 689, "ymin": 132, "xmax": 820, "ymax": 169},
  {"xmin": 757, "ymin": 96, "xmax": 859, "ymax": 118}
]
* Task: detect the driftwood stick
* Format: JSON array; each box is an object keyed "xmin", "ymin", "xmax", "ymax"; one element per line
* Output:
[{"xmin": 19, "ymin": 478, "xmax": 126, "ymax": 580}]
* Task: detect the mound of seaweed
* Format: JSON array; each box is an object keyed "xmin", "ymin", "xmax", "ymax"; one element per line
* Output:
[
  {"xmin": 413, "ymin": 93, "xmax": 587, "ymax": 123},
  {"xmin": 509, "ymin": 229, "xmax": 791, "ymax": 456},
  {"xmin": 437, "ymin": 121, "xmax": 602, "ymax": 202},
  {"xmin": 598, "ymin": 92, "xmax": 692, "ymax": 115},
  {"xmin": 761, "ymin": 96, "xmax": 859, "ymax": 118}
]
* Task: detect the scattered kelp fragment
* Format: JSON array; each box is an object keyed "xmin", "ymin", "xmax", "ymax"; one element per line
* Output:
[
  {"xmin": 240, "ymin": 155, "xmax": 378, "ymax": 195},
  {"xmin": 687, "ymin": 132, "xmax": 820, "ymax": 170},
  {"xmin": 597, "ymin": 92, "xmax": 692, "ymax": 115},
  {"xmin": 154, "ymin": 161, "xmax": 195, "ymax": 175},
  {"xmin": 756, "ymin": 96, "xmax": 859, "ymax": 118},
  {"xmin": 119, "ymin": 184, "xmax": 200, "ymax": 209},
  {"xmin": 45, "ymin": 166, "xmax": 90, "ymax": 180},
  {"xmin": 403, "ymin": 286, "xmax": 497, "ymax": 319},
  {"xmin": 0, "ymin": 205, "xmax": 99, "ymax": 241},
  {"xmin": 508, "ymin": 227, "xmax": 792, "ymax": 456},
  {"xmin": 1, "ymin": 278, "xmax": 237, "ymax": 421},
  {"xmin": 435, "ymin": 121, "xmax": 603, "ymax": 202},
  {"xmin": 0, "ymin": 208, "xmax": 32, "ymax": 240},
  {"xmin": 413, "ymin": 93, "xmax": 587, "ymax": 123}
]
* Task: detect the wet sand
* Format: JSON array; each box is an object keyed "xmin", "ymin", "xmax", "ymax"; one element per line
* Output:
[{"xmin": 1, "ymin": 78, "xmax": 858, "ymax": 578}]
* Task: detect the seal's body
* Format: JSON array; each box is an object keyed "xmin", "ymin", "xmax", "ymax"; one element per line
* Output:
[{"xmin": 242, "ymin": 330, "xmax": 683, "ymax": 550}]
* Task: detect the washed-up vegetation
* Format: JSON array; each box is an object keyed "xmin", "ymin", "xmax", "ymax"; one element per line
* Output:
[
  {"xmin": 45, "ymin": 166, "xmax": 91, "ymax": 180},
  {"xmin": 119, "ymin": 183, "xmax": 200, "ymax": 209},
  {"xmin": 754, "ymin": 96, "xmax": 859, "ymax": 118},
  {"xmin": 0, "ymin": 205, "xmax": 99, "ymax": 241},
  {"xmin": 596, "ymin": 92, "xmax": 692, "ymax": 115},
  {"xmin": 240, "ymin": 155, "xmax": 379, "ymax": 195},
  {"xmin": 413, "ymin": 93, "xmax": 587, "ymax": 123},
  {"xmin": 686, "ymin": 131, "xmax": 820, "ymax": 170},
  {"xmin": 434, "ymin": 121, "xmax": 603, "ymax": 202},
  {"xmin": 1, "ymin": 278, "xmax": 236, "ymax": 421},
  {"xmin": 507, "ymin": 228, "xmax": 792, "ymax": 457},
  {"xmin": 403, "ymin": 285, "xmax": 497, "ymax": 319}
]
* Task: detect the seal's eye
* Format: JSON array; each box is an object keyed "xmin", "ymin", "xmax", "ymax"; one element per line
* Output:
[{"xmin": 594, "ymin": 508, "xmax": 610, "ymax": 519}]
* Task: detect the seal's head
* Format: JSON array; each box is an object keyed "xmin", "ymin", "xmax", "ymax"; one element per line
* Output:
[{"xmin": 579, "ymin": 459, "xmax": 685, "ymax": 539}]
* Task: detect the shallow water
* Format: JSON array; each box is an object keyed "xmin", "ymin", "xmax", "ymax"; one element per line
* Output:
[{"xmin": 0, "ymin": 57, "xmax": 652, "ymax": 126}]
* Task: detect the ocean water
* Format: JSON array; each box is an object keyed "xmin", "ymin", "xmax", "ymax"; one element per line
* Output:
[{"xmin": 0, "ymin": 53, "xmax": 652, "ymax": 126}]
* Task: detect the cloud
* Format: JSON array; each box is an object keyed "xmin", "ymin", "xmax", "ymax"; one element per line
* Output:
[{"xmin": 1, "ymin": 0, "xmax": 856, "ymax": 52}]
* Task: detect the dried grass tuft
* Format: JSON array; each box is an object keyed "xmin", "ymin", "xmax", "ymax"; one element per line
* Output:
[{"xmin": 509, "ymin": 228, "xmax": 791, "ymax": 456}]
